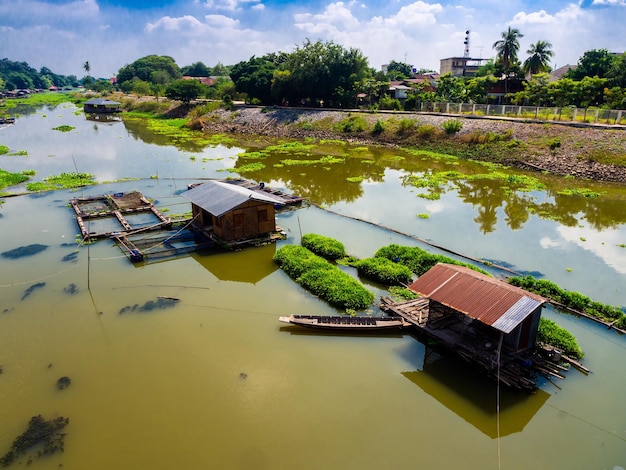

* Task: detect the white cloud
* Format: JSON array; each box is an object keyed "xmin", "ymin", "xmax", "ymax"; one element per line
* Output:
[
  {"xmin": 203, "ymin": 0, "xmax": 262, "ymax": 11},
  {"xmin": 381, "ymin": 1, "xmax": 443, "ymax": 28},
  {"xmin": 145, "ymin": 15, "xmax": 205, "ymax": 33},
  {"xmin": 557, "ymin": 225, "xmax": 626, "ymax": 274},
  {"xmin": 592, "ymin": 0, "xmax": 626, "ymax": 5},
  {"xmin": 510, "ymin": 10, "xmax": 555, "ymax": 25},
  {"xmin": 294, "ymin": 2, "xmax": 360, "ymax": 30}
]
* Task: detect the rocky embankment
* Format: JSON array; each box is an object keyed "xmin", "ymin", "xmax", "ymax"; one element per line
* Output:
[{"xmin": 200, "ymin": 106, "xmax": 626, "ymax": 183}]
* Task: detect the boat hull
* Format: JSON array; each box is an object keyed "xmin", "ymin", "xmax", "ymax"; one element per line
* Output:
[{"xmin": 279, "ymin": 315, "xmax": 410, "ymax": 331}]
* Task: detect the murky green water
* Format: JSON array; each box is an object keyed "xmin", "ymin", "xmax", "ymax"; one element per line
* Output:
[{"xmin": 0, "ymin": 104, "xmax": 625, "ymax": 469}]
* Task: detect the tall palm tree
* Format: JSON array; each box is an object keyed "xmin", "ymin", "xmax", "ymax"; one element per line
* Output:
[
  {"xmin": 523, "ymin": 40, "xmax": 553, "ymax": 76},
  {"xmin": 493, "ymin": 27, "xmax": 524, "ymax": 94},
  {"xmin": 83, "ymin": 61, "xmax": 91, "ymax": 76}
]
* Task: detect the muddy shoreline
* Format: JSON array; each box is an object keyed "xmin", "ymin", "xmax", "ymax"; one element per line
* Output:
[{"xmin": 198, "ymin": 106, "xmax": 626, "ymax": 184}]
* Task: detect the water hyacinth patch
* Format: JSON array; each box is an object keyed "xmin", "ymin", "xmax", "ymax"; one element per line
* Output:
[
  {"xmin": 301, "ymin": 233, "xmax": 346, "ymax": 260},
  {"xmin": 273, "ymin": 245, "xmax": 374, "ymax": 310},
  {"xmin": 355, "ymin": 257, "xmax": 413, "ymax": 286}
]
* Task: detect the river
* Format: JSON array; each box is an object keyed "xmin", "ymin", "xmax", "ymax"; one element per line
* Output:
[{"xmin": 0, "ymin": 101, "xmax": 624, "ymax": 469}]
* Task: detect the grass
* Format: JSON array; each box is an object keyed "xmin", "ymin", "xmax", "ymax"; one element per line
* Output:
[
  {"xmin": 301, "ymin": 233, "xmax": 346, "ymax": 260},
  {"xmin": 25, "ymin": 172, "xmax": 96, "ymax": 192}
]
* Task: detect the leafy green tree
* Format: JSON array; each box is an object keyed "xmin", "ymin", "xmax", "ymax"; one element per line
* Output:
[
  {"xmin": 604, "ymin": 87, "xmax": 626, "ymax": 109},
  {"xmin": 164, "ymin": 78, "xmax": 205, "ymax": 103},
  {"xmin": 281, "ymin": 39, "xmax": 371, "ymax": 107},
  {"xmin": 181, "ymin": 61, "xmax": 211, "ymax": 77},
  {"xmin": 475, "ymin": 59, "xmax": 496, "ymax": 77},
  {"xmin": 548, "ymin": 78, "xmax": 579, "ymax": 107},
  {"xmin": 523, "ymin": 40, "xmax": 553, "ymax": 76},
  {"xmin": 465, "ymin": 75, "xmax": 498, "ymax": 103},
  {"xmin": 567, "ymin": 49, "xmax": 614, "ymax": 80},
  {"xmin": 493, "ymin": 27, "xmax": 524, "ymax": 94},
  {"xmin": 386, "ymin": 60, "xmax": 413, "ymax": 80},
  {"xmin": 210, "ymin": 62, "xmax": 231, "ymax": 76},
  {"xmin": 513, "ymin": 72, "xmax": 550, "ymax": 106},
  {"xmin": 92, "ymin": 79, "xmax": 113, "ymax": 93},
  {"xmin": 117, "ymin": 55, "xmax": 181, "ymax": 89},
  {"xmin": 606, "ymin": 52, "xmax": 626, "ymax": 88},
  {"xmin": 435, "ymin": 74, "xmax": 466, "ymax": 102},
  {"xmin": 230, "ymin": 55, "xmax": 278, "ymax": 104}
]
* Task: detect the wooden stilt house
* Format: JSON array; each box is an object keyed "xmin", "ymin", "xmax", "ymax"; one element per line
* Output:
[
  {"xmin": 183, "ymin": 180, "xmax": 285, "ymax": 243},
  {"xmin": 83, "ymin": 98, "xmax": 122, "ymax": 114},
  {"xmin": 407, "ymin": 263, "xmax": 546, "ymax": 353}
]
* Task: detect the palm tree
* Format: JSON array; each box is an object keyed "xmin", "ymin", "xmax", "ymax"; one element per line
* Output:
[
  {"xmin": 493, "ymin": 27, "xmax": 524, "ymax": 94},
  {"xmin": 523, "ymin": 40, "xmax": 553, "ymax": 76},
  {"xmin": 83, "ymin": 61, "xmax": 91, "ymax": 76}
]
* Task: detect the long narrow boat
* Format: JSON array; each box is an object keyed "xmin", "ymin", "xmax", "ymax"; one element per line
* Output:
[{"xmin": 279, "ymin": 314, "xmax": 410, "ymax": 331}]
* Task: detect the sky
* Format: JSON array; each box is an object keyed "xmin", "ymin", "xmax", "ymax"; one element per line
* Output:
[{"xmin": 0, "ymin": 0, "xmax": 624, "ymax": 79}]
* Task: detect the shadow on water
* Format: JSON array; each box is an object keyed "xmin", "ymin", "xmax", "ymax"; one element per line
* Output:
[
  {"xmin": 191, "ymin": 243, "xmax": 278, "ymax": 284},
  {"xmin": 402, "ymin": 348, "xmax": 550, "ymax": 438}
]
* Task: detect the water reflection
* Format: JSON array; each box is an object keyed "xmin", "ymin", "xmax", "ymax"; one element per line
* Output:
[
  {"xmin": 191, "ymin": 243, "xmax": 278, "ymax": 284},
  {"xmin": 402, "ymin": 349, "xmax": 551, "ymax": 438}
]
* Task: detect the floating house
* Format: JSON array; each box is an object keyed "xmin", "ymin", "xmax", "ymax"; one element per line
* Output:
[
  {"xmin": 183, "ymin": 180, "xmax": 286, "ymax": 244},
  {"xmin": 381, "ymin": 263, "xmax": 559, "ymax": 391},
  {"xmin": 409, "ymin": 263, "xmax": 545, "ymax": 353},
  {"xmin": 83, "ymin": 98, "xmax": 122, "ymax": 114}
]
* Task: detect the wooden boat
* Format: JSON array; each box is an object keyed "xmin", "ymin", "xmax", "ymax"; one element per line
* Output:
[{"xmin": 279, "ymin": 314, "xmax": 410, "ymax": 331}]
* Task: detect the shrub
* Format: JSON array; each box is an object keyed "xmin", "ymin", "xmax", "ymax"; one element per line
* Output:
[
  {"xmin": 378, "ymin": 96, "xmax": 401, "ymax": 110},
  {"xmin": 335, "ymin": 115, "xmax": 367, "ymax": 133},
  {"xmin": 356, "ymin": 257, "xmax": 413, "ymax": 286},
  {"xmin": 398, "ymin": 118, "xmax": 417, "ymax": 133},
  {"xmin": 441, "ymin": 119, "xmax": 463, "ymax": 135},
  {"xmin": 415, "ymin": 124, "xmax": 439, "ymax": 139},
  {"xmin": 538, "ymin": 318, "xmax": 583, "ymax": 359},
  {"xmin": 301, "ymin": 233, "xmax": 346, "ymax": 260},
  {"xmin": 372, "ymin": 119, "xmax": 386, "ymax": 134}
]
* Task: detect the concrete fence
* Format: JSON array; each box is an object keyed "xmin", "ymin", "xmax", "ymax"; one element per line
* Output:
[{"xmin": 415, "ymin": 102, "xmax": 625, "ymax": 126}]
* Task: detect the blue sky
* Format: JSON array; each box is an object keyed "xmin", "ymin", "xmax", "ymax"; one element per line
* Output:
[{"xmin": 0, "ymin": 0, "xmax": 624, "ymax": 78}]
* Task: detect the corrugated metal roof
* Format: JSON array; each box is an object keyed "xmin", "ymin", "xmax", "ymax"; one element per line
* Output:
[
  {"xmin": 408, "ymin": 263, "xmax": 545, "ymax": 333},
  {"xmin": 183, "ymin": 180, "xmax": 284, "ymax": 217},
  {"xmin": 84, "ymin": 98, "xmax": 120, "ymax": 105}
]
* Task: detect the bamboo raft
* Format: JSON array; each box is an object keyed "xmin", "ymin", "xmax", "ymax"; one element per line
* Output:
[{"xmin": 70, "ymin": 191, "xmax": 171, "ymax": 241}]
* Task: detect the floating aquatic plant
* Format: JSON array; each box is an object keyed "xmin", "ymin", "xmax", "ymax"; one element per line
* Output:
[{"xmin": 52, "ymin": 125, "xmax": 75, "ymax": 132}]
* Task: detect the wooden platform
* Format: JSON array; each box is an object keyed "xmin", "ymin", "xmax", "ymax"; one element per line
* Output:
[
  {"xmin": 70, "ymin": 191, "xmax": 171, "ymax": 242},
  {"xmin": 380, "ymin": 297, "xmax": 569, "ymax": 392}
]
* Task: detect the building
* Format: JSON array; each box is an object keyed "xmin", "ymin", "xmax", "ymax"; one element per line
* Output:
[
  {"xmin": 439, "ymin": 57, "xmax": 486, "ymax": 77},
  {"xmin": 183, "ymin": 180, "xmax": 285, "ymax": 243},
  {"xmin": 407, "ymin": 263, "xmax": 545, "ymax": 352},
  {"xmin": 83, "ymin": 98, "xmax": 122, "ymax": 114},
  {"xmin": 381, "ymin": 263, "xmax": 553, "ymax": 390}
]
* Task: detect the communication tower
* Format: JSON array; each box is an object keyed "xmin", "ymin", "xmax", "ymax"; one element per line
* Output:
[{"xmin": 463, "ymin": 30, "xmax": 470, "ymax": 58}]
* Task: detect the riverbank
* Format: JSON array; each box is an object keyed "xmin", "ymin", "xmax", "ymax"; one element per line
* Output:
[{"xmin": 197, "ymin": 105, "xmax": 626, "ymax": 184}]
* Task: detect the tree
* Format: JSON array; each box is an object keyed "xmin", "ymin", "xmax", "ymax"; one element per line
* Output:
[
  {"xmin": 606, "ymin": 53, "xmax": 626, "ymax": 88},
  {"xmin": 181, "ymin": 61, "xmax": 211, "ymax": 77},
  {"xmin": 493, "ymin": 27, "xmax": 524, "ymax": 94},
  {"xmin": 523, "ymin": 40, "xmax": 553, "ymax": 76},
  {"xmin": 230, "ymin": 55, "xmax": 279, "ymax": 104},
  {"xmin": 117, "ymin": 55, "xmax": 181, "ymax": 89},
  {"xmin": 83, "ymin": 61, "xmax": 91, "ymax": 76},
  {"xmin": 566, "ymin": 49, "xmax": 614, "ymax": 80},
  {"xmin": 164, "ymin": 78, "xmax": 205, "ymax": 103},
  {"xmin": 386, "ymin": 60, "xmax": 413, "ymax": 80},
  {"xmin": 281, "ymin": 39, "xmax": 371, "ymax": 107}
]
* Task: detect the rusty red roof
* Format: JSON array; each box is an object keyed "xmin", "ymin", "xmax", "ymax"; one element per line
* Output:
[{"xmin": 407, "ymin": 263, "xmax": 546, "ymax": 333}]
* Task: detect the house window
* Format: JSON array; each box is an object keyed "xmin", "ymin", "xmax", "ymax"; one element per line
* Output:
[
  {"xmin": 258, "ymin": 209, "xmax": 268, "ymax": 222},
  {"xmin": 234, "ymin": 213, "xmax": 243, "ymax": 227}
]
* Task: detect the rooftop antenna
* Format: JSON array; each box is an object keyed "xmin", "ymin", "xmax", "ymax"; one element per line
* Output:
[{"xmin": 463, "ymin": 30, "xmax": 471, "ymax": 58}]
